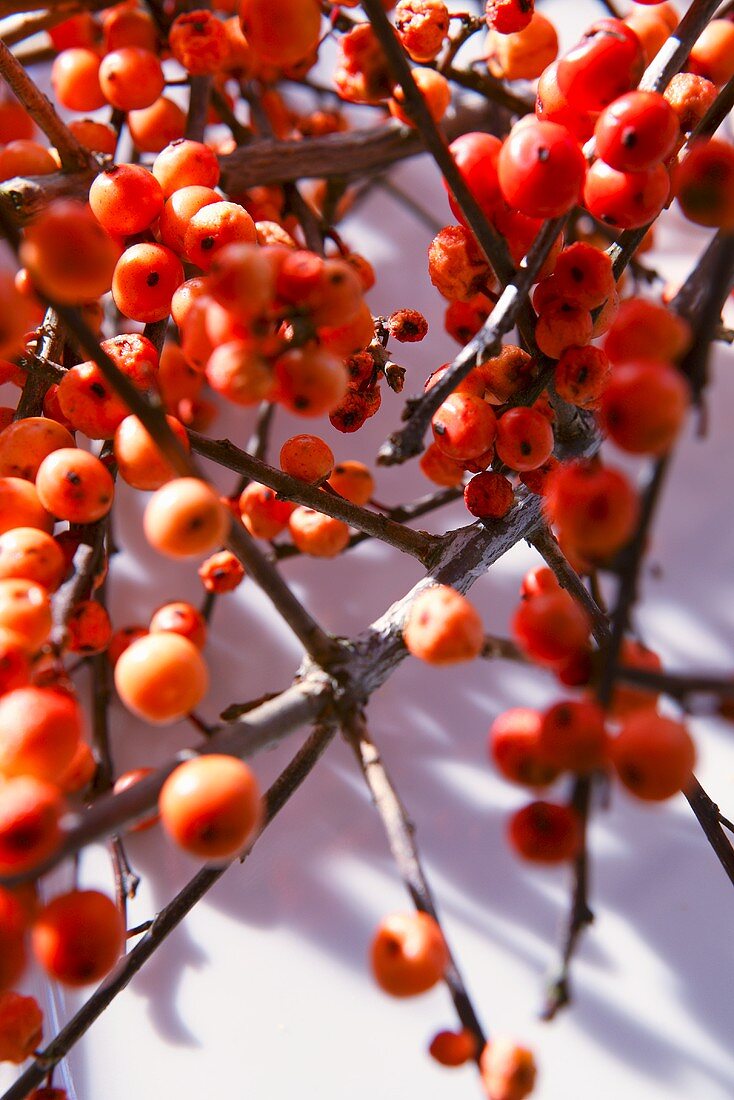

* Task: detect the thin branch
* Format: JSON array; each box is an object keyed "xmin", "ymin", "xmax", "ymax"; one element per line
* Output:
[
  {"xmin": 540, "ymin": 776, "xmax": 594, "ymax": 1021},
  {"xmin": 185, "ymin": 74, "xmax": 212, "ymax": 143},
  {"xmin": 529, "ymin": 527, "xmax": 610, "ymax": 647},
  {"xmin": 0, "ymin": 38, "xmax": 92, "ymax": 172},
  {"xmin": 1, "ymin": 723, "xmax": 336, "ymax": 1100},
  {"xmin": 13, "ymin": 307, "xmax": 64, "ymax": 420},
  {"xmin": 684, "ymin": 777, "xmax": 734, "ymax": 888},
  {"xmin": 189, "ymin": 430, "xmax": 437, "ymax": 564},
  {"xmin": 344, "ymin": 716, "xmax": 487, "ymax": 1054}
]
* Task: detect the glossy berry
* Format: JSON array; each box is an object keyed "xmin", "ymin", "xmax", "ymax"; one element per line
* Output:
[
  {"xmin": 403, "ymin": 585, "xmax": 484, "ymax": 665},
  {"xmin": 89, "ymin": 164, "xmax": 164, "ymax": 237},
  {"xmin": 486, "ymin": 12, "xmax": 557, "ymax": 81},
  {"xmin": 539, "ymin": 700, "xmax": 607, "ymax": 774},
  {"xmin": 239, "ymin": 0, "xmax": 322, "ymax": 68},
  {"xmin": 552, "ymin": 242, "xmax": 615, "ymax": 311},
  {"xmin": 112, "ymin": 243, "xmax": 185, "ymax": 324},
  {"xmin": 687, "ymin": 19, "xmax": 734, "ymax": 87},
  {"xmin": 498, "ymin": 119, "xmax": 586, "ymax": 218},
  {"xmin": 485, "ymin": 0, "xmax": 534, "ymax": 36},
  {"xmin": 595, "ymin": 91, "xmax": 679, "ymax": 172},
  {"xmin": 508, "ymin": 800, "xmax": 581, "ymax": 863},
  {"xmin": 98, "ymin": 47, "xmax": 164, "ymax": 112},
  {"xmin": 583, "ymin": 160, "xmax": 670, "ymax": 230},
  {"xmin": 275, "ymin": 347, "xmax": 348, "ymax": 417},
  {"xmin": 114, "ymin": 632, "xmax": 209, "ymax": 724},
  {"xmin": 432, "ymin": 393, "xmax": 497, "ymax": 462},
  {"xmin": 0, "ymin": 777, "xmax": 63, "ymax": 877},
  {"xmin": 32, "ymin": 890, "xmax": 124, "ymax": 987},
  {"xmin": 389, "ymin": 68, "xmax": 451, "ymax": 127},
  {"xmin": 35, "ymin": 448, "xmax": 114, "ymax": 524},
  {"xmin": 159, "ymin": 754, "xmax": 262, "ymax": 861},
  {"xmin": 153, "ymin": 139, "xmax": 221, "ymax": 198},
  {"xmin": 610, "ymin": 713, "xmax": 695, "ymax": 801},
  {"xmin": 51, "ymin": 49, "xmax": 105, "ymax": 112},
  {"xmin": 144, "ymin": 478, "xmax": 229, "ymax": 559},
  {"xmin": 446, "ymin": 131, "xmax": 503, "ymax": 222},
  {"xmin": 127, "ymin": 97, "xmax": 187, "ymax": 153},
  {"xmin": 184, "ymin": 201, "xmax": 257, "ymax": 271},
  {"xmin": 370, "ymin": 912, "xmax": 448, "ymax": 997},
  {"xmin": 327, "ymin": 461, "xmax": 374, "ymax": 506},
  {"xmin": 489, "ymin": 707, "xmax": 559, "ymax": 788},
  {"xmin": 0, "ymin": 527, "xmax": 65, "ymax": 592},
  {"xmin": 599, "ymin": 360, "xmax": 690, "ymax": 456},
  {"xmin": 495, "ymin": 407, "xmax": 554, "ymax": 472},
  {"xmin": 557, "ymin": 19, "xmax": 645, "ymax": 114},
  {"xmin": 150, "ymin": 601, "xmax": 207, "ymax": 649},
  {"xmin": 0, "ymin": 416, "xmax": 74, "ymax": 482}
]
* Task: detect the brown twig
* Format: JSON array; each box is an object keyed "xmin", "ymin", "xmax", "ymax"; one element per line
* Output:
[
  {"xmin": 529, "ymin": 527, "xmax": 610, "ymax": 647},
  {"xmin": 0, "ymin": 723, "xmax": 337, "ymax": 1100},
  {"xmin": 344, "ymin": 715, "xmax": 487, "ymax": 1055}
]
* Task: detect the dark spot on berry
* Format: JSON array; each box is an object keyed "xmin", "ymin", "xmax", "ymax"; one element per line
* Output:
[
  {"xmin": 294, "ymin": 396, "xmax": 310, "ymax": 410},
  {"xmin": 621, "ymin": 127, "xmax": 637, "ymax": 148},
  {"xmin": 65, "ymin": 470, "xmax": 82, "ymax": 486},
  {"xmin": 570, "ymin": 266, "xmax": 584, "ymax": 283},
  {"xmin": 146, "ymin": 271, "xmax": 160, "ymax": 287},
  {"xmin": 520, "ymin": 440, "xmax": 532, "ymax": 456},
  {"xmin": 537, "ymin": 146, "xmax": 550, "ymax": 163},
  {"xmin": 201, "ymin": 237, "xmax": 215, "ymax": 250},
  {"xmin": 433, "ymin": 422, "xmax": 446, "ymax": 436},
  {"xmin": 90, "ymin": 382, "xmax": 107, "ymax": 398}
]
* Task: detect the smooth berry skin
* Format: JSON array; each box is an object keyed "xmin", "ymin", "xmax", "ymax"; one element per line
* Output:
[
  {"xmin": 446, "ymin": 131, "xmax": 503, "ymax": 222},
  {"xmin": 32, "ymin": 890, "xmax": 124, "ymax": 987},
  {"xmin": 498, "ymin": 120, "xmax": 586, "ymax": 218},
  {"xmin": 557, "ymin": 19, "xmax": 645, "ymax": 114},
  {"xmin": 432, "ymin": 393, "xmax": 497, "ymax": 462},
  {"xmin": 599, "ymin": 360, "xmax": 690, "ymax": 456},
  {"xmin": 371, "ymin": 912, "xmax": 448, "ymax": 997},
  {"xmin": 508, "ymin": 801, "xmax": 581, "ymax": 864},
  {"xmin": 583, "ymin": 160, "xmax": 670, "ymax": 230},
  {"xmin": 611, "ymin": 713, "xmax": 695, "ymax": 801},
  {"xmin": 594, "ymin": 91, "xmax": 680, "ymax": 172}
]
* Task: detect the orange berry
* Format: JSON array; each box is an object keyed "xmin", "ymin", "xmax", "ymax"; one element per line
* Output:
[
  {"xmin": 198, "ymin": 550, "xmax": 245, "ymax": 593},
  {"xmin": 32, "ymin": 890, "xmax": 124, "ymax": 987},
  {"xmin": 327, "ymin": 460, "xmax": 374, "ymax": 505},
  {"xmin": 239, "ymin": 481, "xmax": 294, "ymax": 539},
  {"xmin": 403, "ymin": 584, "xmax": 484, "ymax": 665},
  {"xmin": 127, "ymin": 97, "xmax": 187, "ymax": 153},
  {"xmin": 205, "ymin": 341, "xmax": 274, "ymax": 407},
  {"xmin": 0, "ymin": 777, "xmax": 63, "ymax": 877},
  {"xmin": 389, "ymin": 68, "xmax": 451, "ymax": 127},
  {"xmin": 114, "ymin": 414, "xmax": 190, "ymax": 491},
  {"xmin": 184, "ymin": 201, "xmax": 257, "ymax": 271},
  {"xmin": 144, "ymin": 478, "xmax": 230, "ymax": 559},
  {"xmin": 428, "ymin": 1027, "xmax": 477, "ymax": 1067},
  {"xmin": 160, "ymin": 186, "xmax": 220, "ymax": 255},
  {"xmin": 0, "ymin": 991, "xmax": 43, "ymax": 1063},
  {"xmin": 0, "ymin": 416, "xmax": 75, "ymax": 481},
  {"xmin": 610, "ymin": 639, "xmax": 662, "ymax": 719},
  {"xmin": 512, "ymin": 590, "xmax": 590, "ymax": 666},
  {"xmin": 274, "ymin": 346, "xmax": 348, "ymax": 417},
  {"xmin": 0, "ymin": 686, "xmax": 81, "ymax": 782},
  {"xmin": 489, "ymin": 707, "xmax": 559, "ymax": 787},
  {"xmin": 539, "ymin": 699, "xmax": 608, "ymax": 773},
  {"xmin": 150, "ymin": 601, "xmax": 207, "ymax": 648},
  {"xmin": 419, "ymin": 443, "xmax": 465, "ymax": 488},
  {"xmin": 279, "ymin": 434, "xmax": 334, "ymax": 484},
  {"xmin": 495, "ymin": 407, "xmax": 554, "ymax": 472},
  {"xmin": 56, "ymin": 739, "xmax": 96, "ymax": 794},
  {"xmin": 688, "ymin": 19, "xmax": 734, "ymax": 86},
  {"xmin": 480, "ymin": 1039, "xmax": 537, "ymax": 1100},
  {"xmin": 112, "ymin": 242, "xmax": 185, "ymax": 324},
  {"xmin": 610, "ymin": 712, "xmax": 695, "ymax": 801},
  {"xmin": 98, "ymin": 47, "xmax": 165, "ymax": 111},
  {"xmin": 0, "ymin": 140, "xmax": 56, "ymax": 183},
  {"xmin": 603, "ymin": 297, "xmax": 690, "ymax": 364},
  {"xmin": 0, "ymin": 578, "xmax": 51, "ymax": 654},
  {"xmin": 66, "ymin": 599, "xmax": 112, "ymax": 655},
  {"xmin": 153, "ymin": 138, "xmax": 221, "ymax": 198},
  {"xmin": 432, "ymin": 393, "xmax": 497, "ymax": 461},
  {"xmin": 102, "ymin": 6, "xmax": 157, "ymax": 53},
  {"xmin": 35, "ymin": 448, "xmax": 114, "ymax": 524},
  {"xmin": 89, "ymin": 163, "xmax": 164, "ymax": 237},
  {"xmin": 51, "ymin": 48, "xmax": 105, "ymax": 112},
  {"xmin": 0, "ymin": 631, "xmax": 30, "ymax": 694},
  {"xmin": 20, "ymin": 200, "xmax": 121, "ymax": 305},
  {"xmin": 600, "ymin": 360, "xmax": 689, "ymax": 456},
  {"xmin": 169, "ymin": 10, "xmax": 229, "ymax": 75},
  {"xmin": 68, "ymin": 118, "xmax": 118, "ymax": 155},
  {"xmin": 288, "ymin": 507, "xmax": 350, "ymax": 557},
  {"xmin": 371, "ymin": 911, "xmax": 448, "ymax": 997},
  {"xmin": 0, "ymin": 528, "xmax": 65, "ymax": 592},
  {"xmin": 544, "ymin": 460, "xmax": 638, "ymax": 561},
  {"xmin": 674, "ymin": 139, "xmax": 734, "ymax": 230},
  {"xmin": 239, "ymin": 0, "xmax": 322, "ymax": 67},
  {"xmin": 159, "ymin": 754, "xmax": 262, "ymax": 860},
  {"xmin": 508, "ymin": 800, "xmax": 581, "ymax": 863},
  {"xmin": 114, "ymin": 632, "xmax": 209, "ymax": 723}
]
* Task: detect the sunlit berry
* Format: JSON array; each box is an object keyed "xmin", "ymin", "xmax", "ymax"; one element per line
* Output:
[
  {"xmin": 371, "ymin": 911, "xmax": 448, "ymax": 997},
  {"xmin": 114, "ymin": 414, "xmax": 190, "ymax": 491},
  {"xmin": 35, "ymin": 448, "xmax": 114, "ymax": 524},
  {"xmin": 539, "ymin": 699, "xmax": 607, "ymax": 774},
  {"xmin": 0, "ymin": 416, "xmax": 74, "ymax": 482},
  {"xmin": 595, "ymin": 91, "xmax": 679, "ymax": 173},
  {"xmin": 114, "ymin": 631, "xmax": 208, "ymax": 724},
  {"xmin": 159, "ymin": 754, "xmax": 262, "ymax": 860},
  {"xmin": 89, "ymin": 164, "xmax": 164, "ymax": 237},
  {"xmin": 498, "ymin": 119, "xmax": 586, "ymax": 219},
  {"xmin": 32, "ymin": 890, "xmax": 124, "ymax": 987},
  {"xmin": 239, "ymin": 0, "xmax": 322, "ymax": 68},
  {"xmin": 403, "ymin": 584, "xmax": 484, "ymax": 665},
  {"xmin": 429, "ymin": 1028, "xmax": 477, "ymax": 1068},
  {"xmin": 480, "ymin": 1038, "xmax": 537, "ymax": 1100},
  {"xmin": 51, "ymin": 48, "xmax": 105, "ymax": 112},
  {"xmin": 198, "ymin": 550, "xmax": 245, "ymax": 593},
  {"xmin": 288, "ymin": 507, "xmax": 350, "ymax": 558},
  {"xmin": 20, "ymin": 201, "xmax": 121, "ymax": 305},
  {"xmin": 583, "ymin": 160, "xmax": 670, "ymax": 230},
  {"xmin": 432, "ymin": 393, "xmax": 497, "ymax": 462},
  {"xmin": 495, "ymin": 407, "xmax": 554, "ymax": 472},
  {"xmin": 0, "ymin": 990, "xmax": 43, "ymax": 1063},
  {"xmin": 544, "ymin": 460, "xmax": 638, "ymax": 560},
  {"xmin": 145, "ymin": 478, "xmax": 229, "ymax": 559},
  {"xmin": 98, "ymin": 47, "xmax": 165, "ymax": 111},
  {"xmin": 512, "ymin": 590, "xmax": 590, "ymax": 666},
  {"xmin": 674, "ymin": 140, "xmax": 734, "ymax": 230},
  {"xmin": 554, "ymin": 346, "xmax": 610, "ymax": 409},
  {"xmin": 0, "ymin": 777, "xmax": 63, "ymax": 877}
]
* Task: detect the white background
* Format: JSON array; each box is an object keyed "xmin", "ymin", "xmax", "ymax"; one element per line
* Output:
[{"xmin": 3, "ymin": 1, "xmax": 734, "ymax": 1097}]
